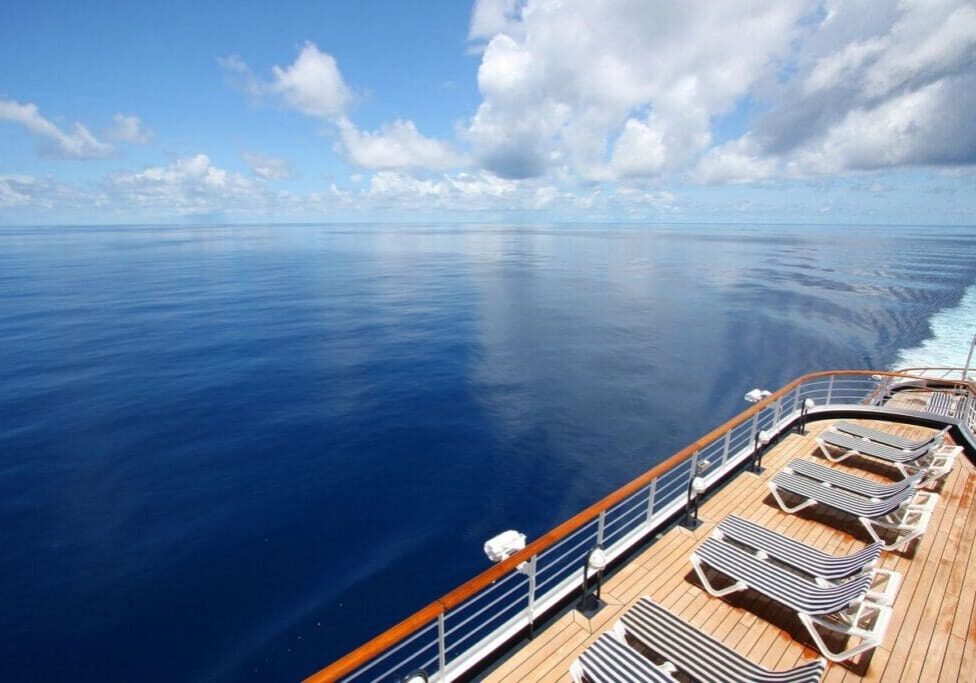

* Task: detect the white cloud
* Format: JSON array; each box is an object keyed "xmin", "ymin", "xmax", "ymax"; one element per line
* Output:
[
  {"xmin": 742, "ymin": 0, "xmax": 976, "ymax": 178},
  {"xmin": 223, "ymin": 43, "xmax": 351, "ymax": 120},
  {"xmin": 694, "ymin": 136, "xmax": 778, "ymax": 184},
  {"xmin": 786, "ymin": 76, "xmax": 976, "ymax": 175},
  {"xmin": 467, "ymin": 0, "xmax": 809, "ymax": 179},
  {"xmin": 106, "ymin": 114, "xmax": 154, "ymax": 145},
  {"xmin": 105, "ymin": 154, "xmax": 265, "ymax": 214},
  {"xmin": 0, "ymin": 174, "xmax": 90, "ymax": 210},
  {"xmin": 269, "ymin": 43, "xmax": 351, "ymax": 119},
  {"xmin": 0, "ymin": 98, "xmax": 115, "ymax": 159},
  {"xmin": 466, "ymin": 0, "xmax": 976, "ymax": 184},
  {"xmin": 469, "ymin": 0, "xmax": 523, "ymax": 41},
  {"xmin": 365, "ymin": 170, "xmax": 517, "ymax": 207},
  {"xmin": 335, "ymin": 118, "xmax": 465, "ymax": 171},
  {"xmin": 242, "ymin": 151, "xmax": 293, "ymax": 180},
  {"xmin": 224, "ymin": 44, "xmax": 461, "ymax": 173},
  {"xmin": 610, "ymin": 117, "xmax": 668, "ymax": 178}
]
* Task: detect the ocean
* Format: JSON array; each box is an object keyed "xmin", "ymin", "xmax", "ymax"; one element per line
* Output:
[{"xmin": 1, "ymin": 223, "xmax": 974, "ymax": 681}]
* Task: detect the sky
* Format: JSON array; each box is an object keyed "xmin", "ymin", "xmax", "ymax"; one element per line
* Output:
[{"xmin": 1, "ymin": 0, "xmax": 975, "ymax": 225}]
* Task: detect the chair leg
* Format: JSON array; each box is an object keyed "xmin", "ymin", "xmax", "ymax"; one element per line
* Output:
[
  {"xmin": 768, "ymin": 484, "xmax": 817, "ymax": 514},
  {"xmin": 865, "ymin": 568, "xmax": 902, "ymax": 606},
  {"xmin": 817, "ymin": 439, "xmax": 852, "ymax": 463},
  {"xmin": 859, "ymin": 517, "xmax": 925, "ymax": 552},
  {"xmin": 690, "ymin": 555, "xmax": 746, "ymax": 597},
  {"xmin": 797, "ymin": 603, "xmax": 890, "ymax": 663}
]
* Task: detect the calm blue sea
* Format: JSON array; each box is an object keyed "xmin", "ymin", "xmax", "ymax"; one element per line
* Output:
[{"xmin": 1, "ymin": 223, "xmax": 975, "ymax": 681}]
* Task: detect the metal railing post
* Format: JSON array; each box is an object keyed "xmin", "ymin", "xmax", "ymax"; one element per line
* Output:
[
  {"xmin": 526, "ymin": 555, "xmax": 538, "ymax": 623},
  {"xmin": 596, "ymin": 511, "xmax": 607, "ymax": 545},
  {"xmin": 749, "ymin": 413, "xmax": 759, "ymax": 453},
  {"xmin": 773, "ymin": 397, "xmax": 782, "ymax": 427},
  {"xmin": 826, "ymin": 375, "xmax": 835, "ymax": 404},
  {"xmin": 646, "ymin": 479, "xmax": 657, "ymax": 522},
  {"xmin": 437, "ymin": 613, "xmax": 448, "ymax": 682},
  {"xmin": 720, "ymin": 430, "xmax": 731, "ymax": 466},
  {"xmin": 878, "ymin": 376, "xmax": 889, "ymax": 405}
]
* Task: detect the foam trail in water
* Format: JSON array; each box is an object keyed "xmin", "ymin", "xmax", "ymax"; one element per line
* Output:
[{"xmin": 895, "ymin": 283, "xmax": 976, "ymax": 370}]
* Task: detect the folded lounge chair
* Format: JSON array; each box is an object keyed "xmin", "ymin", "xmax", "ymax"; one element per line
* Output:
[
  {"xmin": 816, "ymin": 430, "xmax": 959, "ymax": 485},
  {"xmin": 614, "ymin": 597, "xmax": 827, "ymax": 682},
  {"xmin": 927, "ymin": 392, "xmax": 955, "ymax": 416},
  {"xmin": 767, "ymin": 466, "xmax": 937, "ymax": 551},
  {"xmin": 833, "ymin": 422, "xmax": 949, "ymax": 451},
  {"xmin": 691, "ymin": 537, "xmax": 894, "ymax": 662},
  {"xmin": 570, "ymin": 632, "xmax": 677, "ymax": 683},
  {"xmin": 714, "ymin": 515, "xmax": 898, "ymax": 604}
]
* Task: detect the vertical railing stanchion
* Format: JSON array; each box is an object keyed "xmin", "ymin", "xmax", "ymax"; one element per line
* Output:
[
  {"xmin": 793, "ymin": 385, "xmax": 801, "ymax": 415},
  {"xmin": 596, "ymin": 511, "xmax": 606, "ymax": 545},
  {"xmin": 437, "ymin": 612, "xmax": 447, "ymax": 682},
  {"xmin": 646, "ymin": 479, "xmax": 657, "ymax": 522},
  {"xmin": 773, "ymin": 397, "xmax": 782, "ymax": 428},
  {"xmin": 826, "ymin": 375, "xmax": 835, "ymax": 404},
  {"xmin": 749, "ymin": 413, "xmax": 759, "ymax": 454},
  {"xmin": 526, "ymin": 555, "xmax": 538, "ymax": 627},
  {"xmin": 720, "ymin": 430, "xmax": 731, "ymax": 465}
]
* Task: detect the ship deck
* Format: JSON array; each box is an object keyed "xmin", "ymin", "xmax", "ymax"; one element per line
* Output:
[{"xmin": 483, "ymin": 417, "xmax": 976, "ymax": 682}]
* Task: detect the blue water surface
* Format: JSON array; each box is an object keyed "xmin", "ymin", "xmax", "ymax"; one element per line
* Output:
[{"xmin": 1, "ymin": 223, "xmax": 974, "ymax": 681}]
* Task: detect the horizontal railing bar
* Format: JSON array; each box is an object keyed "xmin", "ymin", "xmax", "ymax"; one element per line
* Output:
[
  {"xmin": 366, "ymin": 644, "xmax": 439, "ymax": 683},
  {"xmin": 536, "ymin": 530, "xmax": 598, "ymax": 573},
  {"xmin": 603, "ymin": 494, "xmax": 648, "ymax": 524},
  {"xmin": 534, "ymin": 518, "xmax": 598, "ymax": 558},
  {"xmin": 445, "ymin": 592, "xmax": 528, "ymax": 649},
  {"xmin": 445, "ymin": 579, "xmax": 527, "ymax": 637},
  {"xmin": 449, "ymin": 571, "xmax": 522, "ymax": 614},
  {"xmin": 602, "ymin": 504, "xmax": 648, "ymax": 537},
  {"xmin": 348, "ymin": 622, "xmax": 439, "ymax": 682}
]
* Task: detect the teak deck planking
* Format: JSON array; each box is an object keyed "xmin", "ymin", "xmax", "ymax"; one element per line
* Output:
[{"xmin": 482, "ymin": 418, "xmax": 976, "ymax": 682}]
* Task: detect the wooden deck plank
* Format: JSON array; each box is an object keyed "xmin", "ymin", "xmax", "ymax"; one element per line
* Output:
[{"xmin": 483, "ymin": 419, "xmax": 973, "ymax": 683}]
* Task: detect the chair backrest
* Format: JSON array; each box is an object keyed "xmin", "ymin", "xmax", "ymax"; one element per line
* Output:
[
  {"xmin": 694, "ymin": 537, "xmax": 873, "ymax": 615},
  {"xmin": 771, "ymin": 471, "xmax": 916, "ymax": 518}
]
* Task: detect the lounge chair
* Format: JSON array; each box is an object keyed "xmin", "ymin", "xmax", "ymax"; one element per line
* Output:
[
  {"xmin": 615, "ymin": 597, "xmax": 827, "ymax": 682},
  {"xmin": 815, "ymin": 430, "xmax": 958, "ymax": 485},
  {"xmin": 714, "ymin": 516, "xmax": 897, "ymax": 604},
  {"xmin": 691, "ymin": 537, "xmax": 894, "ymax": 662},
  {"xmin": 785, "ymin": 459, "xmax": 938, "ymax": 512},
  {"xmin": 570, "ymin": 631, "xmax": 677, "ymax": 683},
  {"xmin": 833, "ymin": 422, "xmax": 949, "ymax": 451},
  {"xmin": 767, "ymin": 467, "xmax": 936, "ymax": 551}
]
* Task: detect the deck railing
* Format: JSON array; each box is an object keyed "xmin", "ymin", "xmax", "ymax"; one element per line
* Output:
[
  {"xmin": 896, "ymin": 367, "xmax": 961, "ymax": 380},
  {"xmin": 306, "ymin": 370, "xmax": 975, "ymax": 683}
]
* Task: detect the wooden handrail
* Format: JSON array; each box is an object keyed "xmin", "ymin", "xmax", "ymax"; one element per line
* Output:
[
  {"xmin": 303, "ymin": 602, "xmax": 444, "ymax": 683},
  {"xmin": 304, "ymin": 369, "xmax": 965, "ymax": 682}
]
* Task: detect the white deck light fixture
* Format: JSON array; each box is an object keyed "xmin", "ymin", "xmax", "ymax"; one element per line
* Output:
[
  {"xmin": 577, "ymin": 545, "xmax": 609, "ymax": 618},
  {"xmin": 752, "ymin": 429, "xmax": 772, "ymax": 473},
  {"xmin": 744, "ymin": 388, "xmax": 772, "ymax": 404},
  {"xmin": 799, "ymin": 398, "xmax": 815, "ymax": 435},
  {"xmin": 483, "ymin": 530, "xmax": 526, "ymax": 563},
  {"xmin": 681, "ymin": 458, "xmax": 711, "ymax": 530}
]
